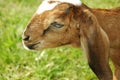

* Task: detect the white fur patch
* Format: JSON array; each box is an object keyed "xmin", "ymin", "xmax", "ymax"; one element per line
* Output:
[
  {"xmin": 60, "ymin": 0, "xmax": 82, "ymax": 6},
  {"xmin": 36, "ymin": 0, "xmax": 82, "ymax": 14}
]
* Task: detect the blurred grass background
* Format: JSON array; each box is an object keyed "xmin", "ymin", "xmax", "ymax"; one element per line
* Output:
[{"xmin": 0, "ymin": 0, "xmax": 120, "ymax": 80}]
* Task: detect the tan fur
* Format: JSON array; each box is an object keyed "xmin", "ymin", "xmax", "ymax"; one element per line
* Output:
[{"xmin": 23, "ymin": 3, "xmax": 120, "ymax": 80}]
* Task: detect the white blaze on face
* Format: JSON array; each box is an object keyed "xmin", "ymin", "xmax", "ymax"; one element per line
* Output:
[
  {"xmin": 36, "ymin": 0, "xmax": 82, "ymax": 14},
  {"xmin": 36, "ymin": 0, "xmax": 58, "ymax": 14}
]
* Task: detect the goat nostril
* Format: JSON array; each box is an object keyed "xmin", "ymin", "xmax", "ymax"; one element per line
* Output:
[{"xmin": 23, "ymin": 36, "xmax": 30, "ymax": 41}]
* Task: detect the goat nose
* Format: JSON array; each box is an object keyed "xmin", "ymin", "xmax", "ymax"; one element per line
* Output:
[{"xmin": 23, "ymin": 36, "xmax": 30, "ymax": 41}]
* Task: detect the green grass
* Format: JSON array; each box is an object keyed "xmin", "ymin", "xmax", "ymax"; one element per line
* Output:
[{"xmin": 0, "ymin": 0, "xmax": 120, "ymax": 80}]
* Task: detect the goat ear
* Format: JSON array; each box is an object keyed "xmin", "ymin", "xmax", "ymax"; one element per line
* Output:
[{"xmin": 64, "ymin": 6, "xmax": 73, "ymax": 14}]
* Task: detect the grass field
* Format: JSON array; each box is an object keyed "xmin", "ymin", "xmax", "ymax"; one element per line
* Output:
[{"xmin": 0, "ymin": 0, "xmax": 120, "ymax": 80}]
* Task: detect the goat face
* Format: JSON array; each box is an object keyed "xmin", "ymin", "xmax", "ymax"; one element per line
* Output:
[{"xmin": 22, "ymin": 3, "xmax": 80, "ymax": 50}]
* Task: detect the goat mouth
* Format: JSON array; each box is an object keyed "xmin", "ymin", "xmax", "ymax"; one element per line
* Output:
[{"xmin": 26, "ymin": 42, "xmax": 41, "ymax": 50}]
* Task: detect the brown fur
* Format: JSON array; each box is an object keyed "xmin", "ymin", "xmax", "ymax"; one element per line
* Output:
[{"xmin": 23, "ymin": 3, "xmax": 120, "ymax": 80}]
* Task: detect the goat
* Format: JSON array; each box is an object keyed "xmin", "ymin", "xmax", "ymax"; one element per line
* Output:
[{"xmin": 22, "ymin": 0, "xmax": 120, "ymax": 80}]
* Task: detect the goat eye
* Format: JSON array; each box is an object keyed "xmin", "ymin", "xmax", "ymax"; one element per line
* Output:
[{"xmin": 51, "ymin": 22, "xmax": 64, "ymax": 28}]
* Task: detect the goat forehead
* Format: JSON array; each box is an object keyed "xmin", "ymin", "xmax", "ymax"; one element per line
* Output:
[{"xmin": 36, "ymin": 0, "xmax": 82, "ymax": 14}]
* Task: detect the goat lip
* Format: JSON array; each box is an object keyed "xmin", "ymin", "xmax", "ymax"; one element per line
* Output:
[{"xmin": 26, "ymin": 42, "xmax": 40, "ymax": 50}]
